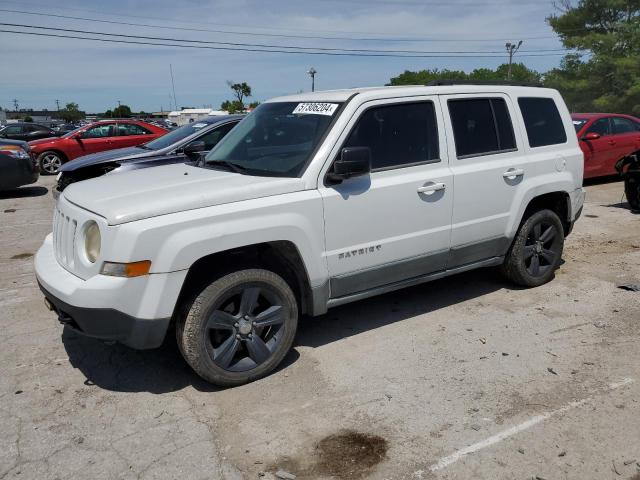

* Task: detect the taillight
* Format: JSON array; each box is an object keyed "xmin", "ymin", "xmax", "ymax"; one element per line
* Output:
[{"xmin": 0, "ymin": 145, "xmax": 30, "ymax": 159}]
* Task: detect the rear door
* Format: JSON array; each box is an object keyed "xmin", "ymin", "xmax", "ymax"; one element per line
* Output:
[
  {"xmin": 114, "ymin": 122, "xmax": 154, "ymax": 148},
  {"xmin": 319, "ymin": 97, "xmax": 453, "ymax": 298},
  {"xmin": 611, "ymin": 116, "xmax": 640, "ymax": 170},
  {"xmin": 442, "ymin": 94, "xmax": 527, "ymax": 267}
]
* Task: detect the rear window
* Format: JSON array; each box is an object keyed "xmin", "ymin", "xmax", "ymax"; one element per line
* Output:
[
  {"xmin": 448, "ymin": 98, "xmax": 516, "ymax": 158},
  {"xmin": 518, "ymin": 97, "xmax": 567, "ymax": 147}
]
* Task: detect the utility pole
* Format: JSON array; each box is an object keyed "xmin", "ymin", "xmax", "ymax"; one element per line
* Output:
[
  {"xmin": 307, "ymin": 67, "xmax": 317, "ymax": 92},
  {"xmin": 170, "ymin": 64, "xmax": 178, "ymax": 111},
  {"xmin": 117, "ymin": 100, "xmax": 121, "ymax": 107},
  {"xmin": 12, "ymin": 99, "xmax": 18, "ymax": 111},
  {"xmin": 55, "ymin": 99, "xmax": 60, "ymax": 111},
  {"xmin": 505, "ymin": 41, "xmax": 523, "ymax": 80}
]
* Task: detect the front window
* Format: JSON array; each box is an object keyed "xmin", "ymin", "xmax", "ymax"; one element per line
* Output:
[{"xmin": 204, "ymin": 102, "xmax": 341, "ymax": 177}]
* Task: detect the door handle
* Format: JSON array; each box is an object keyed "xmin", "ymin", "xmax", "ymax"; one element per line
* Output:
[
  {"xmin": 608, "ymin": 140, "xmax": 616, "ymax": 145},
  {"xmin": 503, "ymin": 168, "xmax": 525, "ymax": 179},
  {"xmin": 417, "ymin": 183, "xmax": 446, "ymax": 194}
]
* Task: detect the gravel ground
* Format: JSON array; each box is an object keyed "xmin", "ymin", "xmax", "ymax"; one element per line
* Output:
[{"xmin": 1, "ymin": 175, "xmax": 639, "ymax": 480}]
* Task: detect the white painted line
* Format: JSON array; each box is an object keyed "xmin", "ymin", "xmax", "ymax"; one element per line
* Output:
[{"xmin": 427, "ymin": 378, "xmax": 635, "ymax": 473}]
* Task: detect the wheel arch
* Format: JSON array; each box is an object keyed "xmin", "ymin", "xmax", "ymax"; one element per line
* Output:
[
  {"xmin": 37, "ymin": 149, "xmax": 69, "ymax": 164},
  {"xmin": 173, "ymin": 241, "xmax": 315, "ymax": 319},
  {"xmin": 519, "ymin": 191, "xmax": 572, "ymax": 237}
]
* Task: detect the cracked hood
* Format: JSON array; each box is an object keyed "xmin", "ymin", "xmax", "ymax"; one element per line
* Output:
[{"xmin": 63, "ymin": 163, "xmax": 306, "ymax": 225}]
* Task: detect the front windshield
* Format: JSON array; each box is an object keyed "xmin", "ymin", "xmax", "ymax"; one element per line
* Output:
[
  {"xmin": 572, "ymin": 118, "xmax": 588, "ymax": 132},
  {"xmin": 204, "ymin": 101, "xmax": 341, "ymax": 177},
  {"xmin": 144, "ymin": 121, "xmax": 213, "ymax": 150}
]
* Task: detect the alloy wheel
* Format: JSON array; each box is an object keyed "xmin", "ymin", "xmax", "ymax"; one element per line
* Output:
[
  {"xmin": 205, "ymin": 284, "xmax": 287, "ymax": 372},
  {"xmin": 41, "ymin": 154, "xmax": 62, "ymax": 174},
  {"xmin": 523, "ymin": 221, "xmax": 561, "ymax": 277}
]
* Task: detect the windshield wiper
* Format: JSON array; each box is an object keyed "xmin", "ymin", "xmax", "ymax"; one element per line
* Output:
[{"xmin": 206, "ymin": 160, "xmax": 247, "ymax": 174}]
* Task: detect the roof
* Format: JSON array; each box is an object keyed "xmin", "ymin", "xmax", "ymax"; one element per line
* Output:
[
  {"xmin": 571, "ymin": 112, "xmax": 640, "ymax": 119},
  {"xmin": 267, "ymin": 84, "xmax": 558, "ymax": 103},
  {"xmin": 195, "ymin": 115, "xmax": 244, "ymax": 125}
]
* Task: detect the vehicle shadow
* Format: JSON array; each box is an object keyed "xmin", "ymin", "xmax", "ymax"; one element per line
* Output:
[
  {"xmin": 296, "ymin": 267, "xmax": 510, "ymax": 348},
  {"xmin": 61, "ymin": 325, "xmax": 300, "ymax": 394},
  {"xmin": 583, "ymin": 175, "xmax": 622, "ymax": 187},
  {"xmin": 61, "ymin": 267, "xmax": 510, "ymax": 394},
  {"xmin": 0, "ymin": 186, "xmax": 48, "ymax": 199}
]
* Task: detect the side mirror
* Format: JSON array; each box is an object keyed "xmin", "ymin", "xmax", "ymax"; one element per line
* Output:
[
  {"xmin": 327, "ymin": 147, "xmax": 371, "ymax": 183},
  {"xmin": 582, "ymin": 132, "xmax": 601, "ymax": 141},
  {"xmin": 183, "ymin": 140, "xmax": 206, "ymax": 156}
]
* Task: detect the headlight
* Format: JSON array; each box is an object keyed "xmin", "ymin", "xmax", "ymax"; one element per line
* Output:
[{"xmin": 84, "ymin": 221, "xmax": 101, "ymax": 263}]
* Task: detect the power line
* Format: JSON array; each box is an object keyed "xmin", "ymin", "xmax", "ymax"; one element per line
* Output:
[
  {"xmin": 0, "ymin": 1, "xmax": 558, "ymax": 39},
  {"xmin": 0, "ymin": 8, "xmax": 565, "ymax": 43},
  {"xmin": 0, "ymin": 28, "xmax": 571, "ymax": 58},
  {"xmin": 0, "ymin": 23, "xmax": 572, "ymax": 55}
]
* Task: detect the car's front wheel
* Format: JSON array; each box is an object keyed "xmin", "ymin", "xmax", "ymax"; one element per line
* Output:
[
  {"xmin": 176, "ymin": 269, "xmax": 298, "ymax": 386},
  {"xmin": 37, "ymin": 151, "xmax": 63, "ymax": 175},
  {"xmin": 502, "ymin": 209, "xmax": 565, "ymax": 287}
]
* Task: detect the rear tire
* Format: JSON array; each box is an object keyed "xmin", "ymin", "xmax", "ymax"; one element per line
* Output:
[
  {"xmin": 502, "ymin": 209, "xmax": 564, "ymax": 287},
  {"xmin": 176, "ymin": 269, "xmax": 298, "ymax": 387},
  {"xmin": 37, "ymin": 151, "xmax": 63, "ymax": 175}
]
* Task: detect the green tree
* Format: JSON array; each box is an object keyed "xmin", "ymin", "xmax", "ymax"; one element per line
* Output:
[
  {"xmin": 104, "ymin": 109, "xmax": 113, "ymax": 118},
  {"xmin": 545, "ymin": 0, "xmax": 640, "ymax": 114},
  {"xmin": 248, "ymin": 101, "xmax": 261, "ymax": 109},
  {"xmin": 112, "ymin": 104, "xmax": 132, "ymax": 118},
  {"xmin": 387, "ymin": 64, "xmax": 541, "ymax": 86},
  {"xmin": 221, "ymin": 100, "xmax": 245, "ymax": 114},
  {"xmin": 227, "ymin": 81, "xmax": 252, "ymax": 105},
  {"xmin": 23, "ymin": 116, "xmax": 33, "ymax": 122},
  {"xmin": 60, "ymin": 102, "xmax": 84, "ymax": 122}
]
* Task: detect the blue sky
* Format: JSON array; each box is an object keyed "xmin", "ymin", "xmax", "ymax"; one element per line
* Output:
[{"xmin": 0, "ymin": 0, "xmax": 567, "ymax": 113}]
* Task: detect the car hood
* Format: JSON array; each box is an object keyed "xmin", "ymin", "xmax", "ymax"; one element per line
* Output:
[
  {"xmin": 28, "ymin": 137, "xmax": 62, "ymax": 147},
  {"xmin": 62, "ymin": 163, "xmax": 306, "ymax": 225},
  {"xmin": 60, "ymin": 147, "xmax": 153, "ymax": 171}
]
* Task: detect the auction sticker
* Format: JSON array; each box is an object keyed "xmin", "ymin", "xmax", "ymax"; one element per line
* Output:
[{"xmin": 293, "ymin": 103, "xmax": 339, "ymax": 116}]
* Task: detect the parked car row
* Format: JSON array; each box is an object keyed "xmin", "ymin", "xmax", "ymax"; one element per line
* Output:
[
  {"xmin": 54, "ymin": 115, "xmax": 242, "ymax": 195},
  {"xmin": 28, "ymin": 119, "xmax": 169, "ymax": 174}
]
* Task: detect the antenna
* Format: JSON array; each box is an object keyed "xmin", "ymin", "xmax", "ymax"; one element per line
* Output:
[{"xmin": 170, "ymin": 64, "xmax": 178, "ymax": 111}]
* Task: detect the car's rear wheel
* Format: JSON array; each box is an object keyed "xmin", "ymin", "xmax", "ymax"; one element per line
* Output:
[
  {"xmin": 176, "ymin": 269, "xmax": 298, "ymax": 386},
  {"xmin": 37, "ymin": 151, "xmax": 63, "ymax": 175},
  {"xmin": 502, "ymin": 209, "xmax": 564, "ymax": 287}
]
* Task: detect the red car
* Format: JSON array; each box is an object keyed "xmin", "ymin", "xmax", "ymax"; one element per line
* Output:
[
  {"xmin": 572, "ymin": 113, "xmax": 640, "ymax": 179},
  {"xmin": 29, "ymin": 120, "xmax": 167, "ymax": 174}
]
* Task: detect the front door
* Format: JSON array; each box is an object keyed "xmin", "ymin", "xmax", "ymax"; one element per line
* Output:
[
  {"xmin": 77, "ymin": 123, "xmax": 118, "ymax": 156},
  {"xmin": 319, "ymin": 98, "xmax": 453, "ymax": 298},
  {"xmin": 581, "ymin": 117, "xmax": 617, "ymax": 178}
]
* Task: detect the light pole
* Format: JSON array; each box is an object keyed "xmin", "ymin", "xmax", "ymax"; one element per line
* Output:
[
  {"xmin": 505, "ymin": 40, "xmax": 523, "ymax": 80},
  {"xmin": 307, "ymin": 67, "xmax": 317, "ymax": 92}
]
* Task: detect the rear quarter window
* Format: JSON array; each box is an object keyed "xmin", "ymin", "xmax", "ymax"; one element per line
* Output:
[{"xmin": 518, "ymin": 97, "xmax": 567, "ymax": 148}]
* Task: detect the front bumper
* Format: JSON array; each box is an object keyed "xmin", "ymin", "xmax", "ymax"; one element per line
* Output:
[
  {"xmin": 35, "ymin": 233, "xmax": 187, "ymax": 349},
  {"xmin": 39, "ymin": 283, "xmax": 170, "ymax": 349}
]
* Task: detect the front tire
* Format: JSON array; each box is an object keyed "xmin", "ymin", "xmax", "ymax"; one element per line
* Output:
[
  {"xmin": 176, "ymin": 269, "xmax": 298, "ymax": 386},
  {"xmin": 502, "ymin": 209, "xmax": 564, "ymax": 287},
  {"xmin": 37, "ymin": 151, "xmax": 63, "ymax": 175}
]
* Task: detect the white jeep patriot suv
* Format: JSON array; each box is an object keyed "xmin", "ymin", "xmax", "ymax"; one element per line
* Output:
[{"xmin": 36, "ymin": 84, "xmax": 585, "ymax": 386}]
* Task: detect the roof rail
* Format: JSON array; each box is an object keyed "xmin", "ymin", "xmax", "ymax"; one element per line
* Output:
[{"xmin": 426, "ymin": 80, "xmax": 543, "ymax": 87}]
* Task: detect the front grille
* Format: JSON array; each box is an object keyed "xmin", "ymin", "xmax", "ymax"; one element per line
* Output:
[{"xmin": 52, "ymin": 207, "xmax": 78, "ymax": 272}]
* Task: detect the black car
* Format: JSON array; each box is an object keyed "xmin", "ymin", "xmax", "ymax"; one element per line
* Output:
[
  {"xmin": 0, "ymin": 122, "xmax": 58, "ymax": 142},
  {"xmin": 55, "ymin": 115, "xmax": 242, "ymax": 195},
  {"xmin": 0, "ymin": 139, "xmax": 39, "ymax": 190}
]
